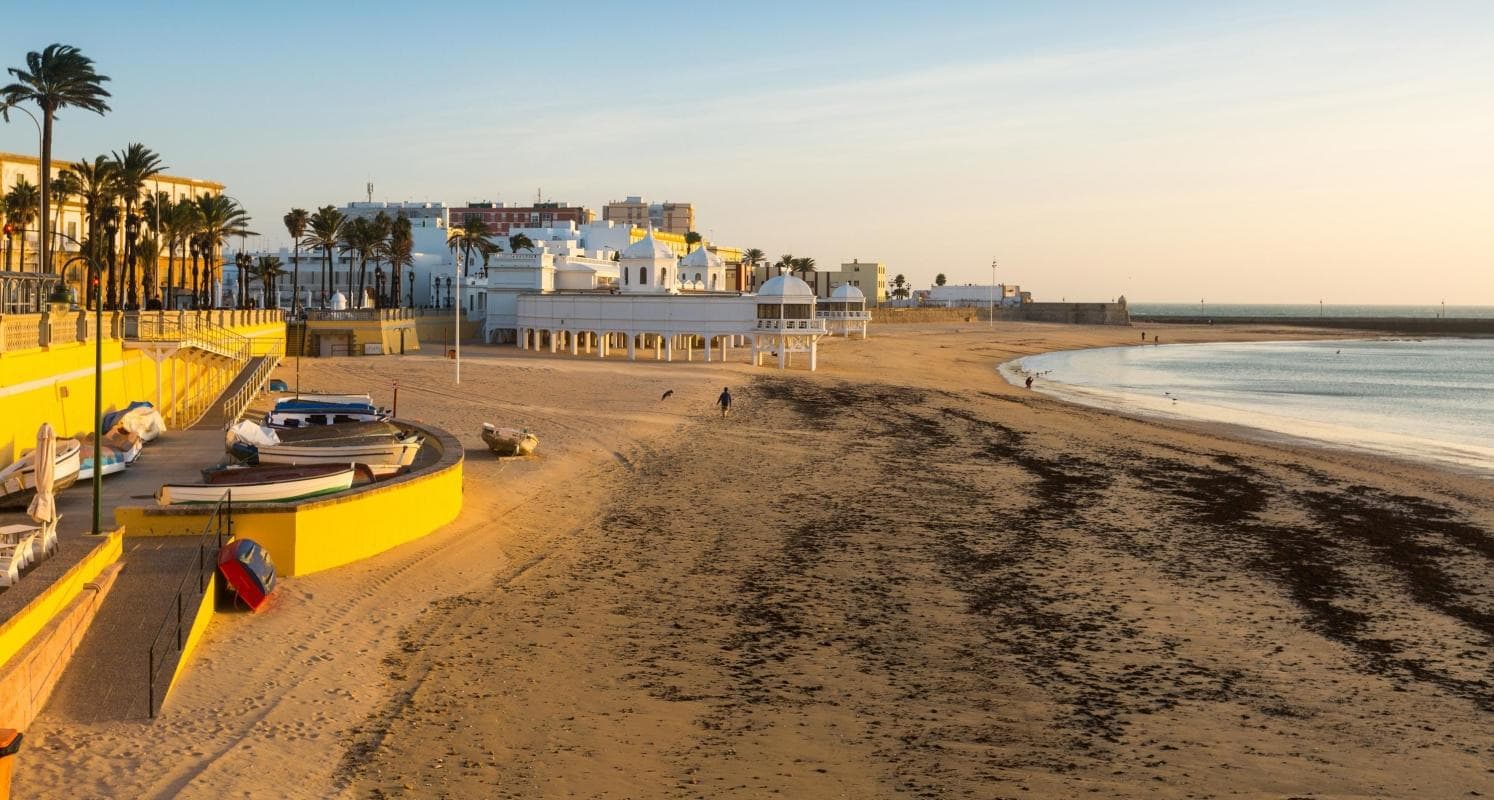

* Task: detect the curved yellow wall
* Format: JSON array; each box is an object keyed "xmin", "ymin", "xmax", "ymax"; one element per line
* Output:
[{"xmin": 114, "ymin": 422, "xmax": 463, "ymax": 577}]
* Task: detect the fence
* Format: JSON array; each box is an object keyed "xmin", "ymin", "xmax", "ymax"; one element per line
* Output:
[
  {"xmin": 0, "ymin": 311, "xmax": 124, "ymax": 352},
  {"xmin": 146, "ymin": 490, "xmax": 232, "ymax": 718}
]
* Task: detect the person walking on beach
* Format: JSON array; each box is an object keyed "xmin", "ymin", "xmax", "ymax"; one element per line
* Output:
[
  {"xmin": 1025, "ymin": 375, "xmax": 1034, "ymax": 389},
  {"xmin": 716, "ymin": 387, "xmax": 733, "ymax": 418},
  {"xmin": 1141, "ymin": 331, "xmax": 1146, "ymax": 341}
]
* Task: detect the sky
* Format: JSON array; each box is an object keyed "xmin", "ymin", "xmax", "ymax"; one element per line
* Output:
[{"xmin": 2, "ymin": 1, "xmax": 1491, "ymax": 304}]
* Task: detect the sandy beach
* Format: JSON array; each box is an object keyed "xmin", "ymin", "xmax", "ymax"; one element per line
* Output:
[{"xmin": 16, "ymin": 322, "xmax": 1493, "ymax": 799}]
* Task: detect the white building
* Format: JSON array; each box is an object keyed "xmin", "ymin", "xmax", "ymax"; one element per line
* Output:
[
  {"xmin": 503, "ymin": 228, "xmax": 830, "ymax": 370},
  {"xmin": 818, "ymin": 283, "xmax": 870, "ymax": 338},
  {"xmin": 927, "ymin": 283, "xmax": 1025, "ymax": 308}
]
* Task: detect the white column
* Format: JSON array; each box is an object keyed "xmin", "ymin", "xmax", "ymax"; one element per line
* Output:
[
  {"xmin": 549, "ymin": 330, "xmax": 557, "ymax": 353},
  {"xmin": 654, "ymin": 335, "xmax": 662, "ymax": 360},
  {"xmin": 628, "ymin": 333, "xmax": 636, "ymax": 361},
  {"xmin": 778, "ymin": 337, "xmax": 786, "ymax": 369},
  {"xmin": 686, "ymin": 335, "xmax": 693, "ymax": 362},
  {"xmin": 585, "ymin": 332, "xmax": 592, "ymax": 354},
  {"xmin": 704, "ymin": 336, "xmax": 712, "ymax": 363},
  {"xmin": 665, "ymin": 335, "xmax": 674, "ymax": 362},
  {"xmin": 569, "ymin": 331, "xmax": 578, "ymax": 355},
  {"xmin": 810, "ymin": 339, "xmax": 818, "ymax": 371}
]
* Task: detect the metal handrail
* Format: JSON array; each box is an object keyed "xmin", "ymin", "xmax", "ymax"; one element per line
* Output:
[
  {"xmin": 221, "ymin": 353, "xmax": 281, "ymax": 425},
  {"xmin": 146, "ymin": 490, "xmax": 232, "ymax": 718}
]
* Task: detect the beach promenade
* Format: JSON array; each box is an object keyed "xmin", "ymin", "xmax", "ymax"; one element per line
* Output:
[{"xmin": 14, "ymin": 322, "xmax": 1493, "ymax": 799}]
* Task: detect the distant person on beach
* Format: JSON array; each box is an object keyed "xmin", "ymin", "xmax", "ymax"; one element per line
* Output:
[
  {"xmin": 1154, "ymin": 336, "xmax": 1160, "ymax": 345},
  {"xmin": 1025, "ymin": 375, "xmax": 1034, "ymax": 389},
  {"xmin": 1141, "ymin": 331, "xmax": 1146, "ymax": 341},
  {"xmin": 716, "ymin": 387, "xmax": 732, "ymax": 418}
]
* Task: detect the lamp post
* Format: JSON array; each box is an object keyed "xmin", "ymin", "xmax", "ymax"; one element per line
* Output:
[
  {"xmin": 990, "ymin": 258, "xmax": 997, "ymax": 328},
  {"xmin": 407, "ymin": 271, "xmax": 414, "ymax": 310},
  {"xmin": 124, "ymin": 213, "xmax": 142, "ymax": 310},
  {"xmin": 1, "ymin": 103, "xmax": 46, "ymax": 273},
  {"xmin": 453, "ymin": 254, "xmax": 463, "ymax": 385}
]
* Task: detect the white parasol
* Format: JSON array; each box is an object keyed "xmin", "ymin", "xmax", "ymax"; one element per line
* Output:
[{"xmin": 26, "ymin": 423, "xmax": 57, "ymax": 525}]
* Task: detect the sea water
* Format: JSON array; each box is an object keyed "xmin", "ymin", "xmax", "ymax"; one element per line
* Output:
[
  {"xmin": 1005, "ymin": 338, "xmax": 1494, "ymax": 475},
  {"xmin": 1131, "ymin": 303, "xmax": 1494, "ymax": 319}
]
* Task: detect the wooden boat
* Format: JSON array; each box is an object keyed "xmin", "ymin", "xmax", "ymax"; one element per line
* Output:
[
  {"xmin": 481, "ymin": 424, "xmax": 538, "ymax": 457},
  {"xmin": 217, "ymin": 538, "xmax": 277, "ymax": 611},
  {"xmin": 156, "ymin": 463, "xmax": 361, "ymax": 506},
  {"xmin": 0, "ymin": 439, "xmax": 82, "ymax": 510},
  {"xmin": 78, "ymin": 442, "xmax": 128, "ymax": 481},
  {"xmin": 263, "ymin": 420, "xmax": 409, "ymax": 443},
  {"xmin": 254, "ymin": 434, "xmax": 423, "ymax": 477}
]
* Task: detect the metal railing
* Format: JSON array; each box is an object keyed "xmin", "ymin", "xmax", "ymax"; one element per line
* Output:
[
  {"xmin": 221, "ymin": 352, "xmax": 282, "ymax": 425},
  {"xmin": 146, "ymin": 490, "xmax": 231, "ymax": 718},
  {"xmin": 754, "ymin": 318, "xmax": 828, "ymax": 332}
]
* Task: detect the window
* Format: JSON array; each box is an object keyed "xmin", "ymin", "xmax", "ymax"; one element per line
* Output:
[
  {"xmin": 623, "ymin": 267, "xmax": 629, "ymax": 285},
  {"xmin": 640, "ymin": 267, "xmax": 648, "ymax": 284}
]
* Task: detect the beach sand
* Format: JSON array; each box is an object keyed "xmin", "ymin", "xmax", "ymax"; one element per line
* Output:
[{"xmin": 16, "ymin": 322, "xmax": 1493, "ymax": 799}]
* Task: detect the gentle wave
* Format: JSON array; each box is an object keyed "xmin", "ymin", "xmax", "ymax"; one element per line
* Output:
[{"xmin": 1003, "ymin": 339, "xmax": 1494, "ymax": 476}]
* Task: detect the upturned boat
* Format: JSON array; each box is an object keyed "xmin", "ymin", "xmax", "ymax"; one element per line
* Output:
[
  {"xmin": 0, "ymin": 439, "xmax": 82, "ymax": 510},
  {"xmin": 156, "ymin": 463, "xmax": 363, "ymax": 506},
  {"xmin": 481, "ymin": 424, "xmax": 538, "ymax": 457},
  {"xmin": 254, "ymin": 434, "xmax": 423, "ymax": 477}
]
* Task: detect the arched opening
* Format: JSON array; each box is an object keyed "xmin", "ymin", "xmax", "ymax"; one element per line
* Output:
[
  {"xmin": 694, "ymin": 272, "xmax": 702, "ymax": 284},
  {"xmin": 710, "ymin": 274, "xmax": 718, "ymax": 290},
  {"xmin": 660, "ymin": 268, "xmax": 667, "ymax": 285},
  {"xmin": 623, "ymin": 267, "xmax": 629, "ymax": 285},
  {"xmin": 639, "ymin": 267, "xmax": 648, "ymax": 285}
]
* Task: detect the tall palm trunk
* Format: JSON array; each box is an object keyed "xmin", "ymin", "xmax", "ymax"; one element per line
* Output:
[
  {"xmin": 17, "ymin": 227, "xmax": 26, "ymax": 273},
  {"xmin": 290, "ymin": 243, "xmax": 301, "ymax": 314},
  {"xmin": 39, "ymin": 113, "xmax": 52, "ymax": 276}
]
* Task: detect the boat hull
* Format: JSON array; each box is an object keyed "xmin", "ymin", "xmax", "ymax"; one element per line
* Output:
[
  {"xmin": 265, "ymin": 409, "xmax": 390, "ymax": 429},
  {"xmin": 255, "ymin": 439, "xmax": 422, "ymax": 477},
  {"xmin": 481, "ymin": 426, "xmax": 538, "ymax": 457},
  {"xmin": 158, "ymin": 465, "xmax": 356, "ymax": 506},
  {"xmin": 0, "ymin": 441, "xmax": 83, "ymax": 510}
]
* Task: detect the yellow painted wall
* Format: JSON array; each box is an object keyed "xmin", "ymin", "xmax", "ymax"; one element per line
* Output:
[
  {"xmin": 0, "ymin": 531, "xmax": 122, "ymax": 672},
  {"xmin": 0, "ymin": 317, "xmax": 286, "ymax": 468},
  {"xmin": 115, "ymin": 455, "xmax": 463, "ymax": 577},
  {"xmin": 165, "ymin": 573, "xmax": 217, "ymax": 698}
]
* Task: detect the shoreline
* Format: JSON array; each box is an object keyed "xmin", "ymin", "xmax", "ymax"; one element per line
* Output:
[
  {"xmin": 999, "ymin": 338, "xmax": 1494, "ymax": 479},
  {"xmin": 1131, "ymin": 314, "xmax": 1494, "ymax": 335},
  {"xmin": 15, "ymin": 322, "xmax": 1493, "ymax": 798}
]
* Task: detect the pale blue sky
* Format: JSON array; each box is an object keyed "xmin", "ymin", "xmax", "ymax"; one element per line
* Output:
[{"xmin": 3, "ymin": 1, "xmax": 1491, "ymax": 302}]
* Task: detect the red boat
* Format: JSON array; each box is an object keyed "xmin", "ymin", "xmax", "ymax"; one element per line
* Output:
[{"xmin": 217, "ymin": 539, "xmax": 278, "ymax": 611}]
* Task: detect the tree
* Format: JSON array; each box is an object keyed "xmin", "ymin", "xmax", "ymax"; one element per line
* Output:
[
  {"xmin": 792, "ymin": 256, "xmax": 816, "ymax": 281},
  {"xmin": 382, "ymin": 216, "xmax": 414, "ymax": 307},
  {"xmin": 255, "ymin": 255, "xmax": 285, "ymax": 307},
  {"xmin": 891, "ymin": 273, "xmax": 910, "ymax": 300},
  {"xmin": 935, "ymin": 273, "xmax": 947, "ymax": 286},
  {"xmin": 362, "ymin": 211, "xmax": 392, "ymax": 306},
  {"xmin": 159, "ymin": 197, "xmax": 199, "ymax": 305},
  {"xmin": 140, "ymin": 189, "xmax": 173, "ymax": 303},
  {"xmin": 339, "ymin": 216, "xmax": 377, "ymax": 307},
  {"xmin": 774, "ymin": 253, "xmax": 795, "ymax": 276},
  {"xmin": 193, "ymin": 193, "xmax": 254, "ymax": 307},
  {"xmin": 111, "ymin": 143, "xmax": 165, "ymax": 307},
  {"xmin": 62, "ymin": 155, "xmax": 118, "ymax": 291},
  {"xmin": 302, "ymin": 205, "xmax": 344, "ymax": 307},
  {"xmin": 508, "ymin": 232, "xmax": 534, "ymax": 253},
  {"xmin": 4, "ymin": 176, "xmax": 39, "ymax": 271},
  {"xmin": 446, "ymin": 214, "xmax": 496, "ymax": 277},
  {"xmin": 48, "ymin": 168, "xmax": 78, "ymax": 256},
  {"xmin": 282, "ymin": 208, "xmax": 309, "ymax": 313},
  {"xmin": 685, "ymin": 231, "xmax": 702, "ymax": 251},
  {"xmin": 2, "ymin": 44, "xmax": 112, "ymax": 279}
]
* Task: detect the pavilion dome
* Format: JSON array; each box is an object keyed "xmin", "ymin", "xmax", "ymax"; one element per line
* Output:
[
  {"xmin": 681, "ymin": 246, "xmax": 724, "ymax": 268},
  {"xmin": 620, "ymin": 228, "xmax": 675, "ymax": 260},
  {"xmin": 829, "ymin": 283, "xmax": 865, "ymax": 300},
  {"xmin": 757, "ymin": 274, "xmax": 815, "ymax": 299}
]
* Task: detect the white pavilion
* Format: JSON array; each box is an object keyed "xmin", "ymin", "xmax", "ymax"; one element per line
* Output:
[{"xmin": 817, "ymin": 283, "xmax": 871, "ymax": 338}]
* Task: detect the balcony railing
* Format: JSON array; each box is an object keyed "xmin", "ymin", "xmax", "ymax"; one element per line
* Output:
[
  {"xmin": 815, "ymin": 310, "xmax": 872, "ymax": 320},
  {"xmin": 754, "ymin": 318, "xmax": 827, "ymax": 332},
  {"xmin": 0, "ymin": 311, "xmax": 124, "ymax": 352}
]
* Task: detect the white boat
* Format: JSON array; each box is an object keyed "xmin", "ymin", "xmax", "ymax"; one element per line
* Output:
[
  {"xmin": 255, "ymin": 435, "xmax": 423, "ymax": 477},
  {"xmin": 264, "ymin": 406, "xmax": 391, "ymax": 429},
  {"xmin": 481, "ymin": 424, "xmax": 538, "ymax": 457},
  {"xmin": 0, "ymin": 439, "xmax": 82, "ymax": 510},
  {"xmin": 157, "ymin": 463, "xmax": 358, "ymax": 506},
  {"xmin": 274, "ymin": 393, "xmax": 372, "ymax": 408}
]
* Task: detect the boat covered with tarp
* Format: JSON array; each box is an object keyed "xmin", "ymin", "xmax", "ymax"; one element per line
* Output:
[
  {"xmin": 0, "ymin": 439, "xmax": 81, "ymax": 510},
  {"xmin": 226, "ymin": 420, "xmax": 423, "ymax": 477}
]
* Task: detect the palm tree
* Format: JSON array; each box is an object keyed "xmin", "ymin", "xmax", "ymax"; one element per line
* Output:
[
  {"xmin": 792, "ymin": 256, "xmax": 816, "ymax": 282},
  {"xmin": 5, "ymin": 176, "xmax": 40, "ymax": 271},
  {"xmin": 446, "ymin": 214, "xmax": 496, "ymax": 277},
  {"xmin": 49, "ymin": 168, "xmax": 78, "ymax": 255},
  {"xmin": 255, "ymin": 255, "xmax": 285, "ymax": 307},
  {"xmin": 935, "ymin": 273, "xmax": 947, "ymax": 286},
  {"xmin": 193, "ymin": 193, "xmax": 253, "ymax": 307},
  {"xmin": 140, "ymin": 189, "xmax": 173, "ymax": 304},
  {"xmin": 2, "ymin": 44, "xmax": 112, "ymax": 278},
  {"xmin": 339, "ymin": 216, "xmax": 376, "ymax": 307},
  {"xmin": 302, "ymin": 206, "xmax": 344, "ymax": 308},
  {"xmin": 111, "ymin": 143, "xmax": 165, "ymax": 307},
  {"xmin": 234, "ymin": 251, "xmax": 253, "ymax": 308},
  {"xmin": 362, "ymin": 211, "xmax": 392, "ymax": 305},
  {"xmin": 282, "ymin": 208, "xmax": 309, "ymax": 313},
  {"xmin": 160, "ymin": 197, "xmax": 199, "ymax": 305},
  {"xmin": 382, "ymin": 216, "xmax": 414, "ymax": 307},
  {"xmin": 63, "ymin": 155, "xmax": 118, "ymax": 287},
  {"xmin": 774, "ymin": 253, "xmax": 795, "ymax": 277},
  {"xmin": 891, "ymin": 273, "xmax": 910, "ymax": 300},
  {"xmin": 508, "ymin": 232, "xmax": 534, "ymax": 253},
  {"xmin": 685, "ymin": 231, "xmax": 702, "ymax": 251}
]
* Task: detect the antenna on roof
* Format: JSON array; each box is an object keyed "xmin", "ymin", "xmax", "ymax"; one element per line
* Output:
[{"xmin": 366, "ymin": 181, "xmax": 374, "ymax": 203}]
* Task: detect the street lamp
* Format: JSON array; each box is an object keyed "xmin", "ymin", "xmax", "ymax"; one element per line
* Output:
[
  {"xmin": 124, "ymin": 213, "xmax": 142, "ymax": 310},
  {"xmin": 990, "ymin": 258, "xmax": 997, "ymax": 328},
  {"xmin": 1, "ymin": 103, "xmax": 46, "ymax": 273},
  {"xmin": 56, "ymin": 223, "xmax": 108, "ymax": 537}
]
